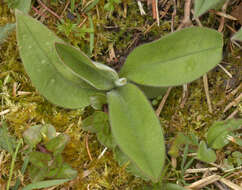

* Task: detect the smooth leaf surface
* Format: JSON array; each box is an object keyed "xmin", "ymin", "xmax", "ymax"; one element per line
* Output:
[
  {"xmin": 197, "ymin": 141, "xmax": 216, "ymax": 163},
  {"xmin": 231, "ymin": 27, "xmax": 242, "ymax": 42},
  {"xmin": 15, "ymin": 0, "xmax": 32, "ymax": 13},
  {"xmin": 113, "ymin": 148, "xmax": 149, "ymax": 180},
  {"xmin": 22, "ymin": 179, "xmax": 70, "ymax": 190},
  {"xmin": 120, "ymin": 27, "xmax": 223, "ymax": 87},
  {"xmin": 137, "ymin": 84, "xmax": 167, "ymax": 99},
  {"xmin": 55, "ymin": 43, "xmax": 118, "ymax": 90},
  {"xmin": 16, "ymin": 10, "xmax": 98, "ymax": 109},
  {"xmin": 194, "ymin": 0, "xmax": 226, "ymax": 17},
  {"xmin": 107, "ymin": 83, "xmax": 165, "ymax": 182},
  {"xmin": 207, "ymin": 119, "xmax": 242, "ymax": 149}
]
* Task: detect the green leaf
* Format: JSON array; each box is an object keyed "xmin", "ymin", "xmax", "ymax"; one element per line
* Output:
[
  {"xmin": 0, "ymin": 121, "xmax": 17, "ymax": 155},
  {"xmin": 45, "ymin": 134, "xmax": 69, "ymax": 155},
  {"xmin": 55, "ymin": 42, "xmax": 118, "ymax": 90},
  {"xmin": 23, "ymin": 125, "xmax": 43, "ymax": 147},
  {"xmin": 0, "ymin": 23, "xmax": 16, "ymax": 45},
  {"xmin": 207, "ymin": 119, "xmax": 242, "ymax": 149},
  {"xmin": 168, "ymin": 132, "xmax": 199, "ymax": 158},
  {"xmin": 113, "ymin": 148, "xmax": 149, "ymax": 180},
  {"xmin": 82, "ymin": 111, "xmax": 116, "ymax": 148},
  {"xmin": 163, "ymin": 183, "xmax": 187, "ymax": 190},
  {"xmin": 107, "ymin": 83, "xmax": 165, "ymax": 182},
  {"xmin": 22, "ymin": 179, "xmax": 70, "ymax": 190},
  {"xmin": 120, "ymin": 27, "xmax": 223, "ymax": 87},
  {"xmin": 16, "ymin": 10, "xmax": 98, "ymax": 109},
  {"xmin": 197, "ymin": 141, "xmax": 216, "ymax": 163},
  {"xmin": 90, "ymin": 93, "xmax": 107, "ymax": 110},
  {"xmin": 29, "ymin": 166, "xmax": 47, "ymax": 182},
  {"xmin": 42, "ymin": 124, "xmax": 57, "ymax": 140},
  {"xmin": 194, "ymin": 0, "xmax": 226, "ymax": 17},
  {"xmin": 23, "ymin": 124, "xmax": 57, "ymax": 147},
  {"xmin": 54, "ymin": 163, "xmax": 77, "ymax": 179},
  {"xmin": 231, "ymin": 27, "xmax": 242, "ymax": 42},
  {"xmin": 8, "ymin": 0, "xmax": 31, "ymax": 13},
  {"xmin": 137, "ymin": 84, "xmax": 167, "ymax": 99},
  {"xmin": 29, "ymin": 151, "xmax": 52, "ymax": 168},
  {"xmin": 96, "ymin": 122, "xmax": 116, "ymax": 149},
  {"xmin": 82, "ymin": 0, "xmax": 100, "ymax": 13},
  {"xmin": 82, "ymin": 111, "xmax": 109, "ymax": 133},
  {"xmin": 232, "ymin": 136, "xmax": 242, "ymax": 146},
  {"xmin": 15, "ymin": 0, "xmax": 32, "ymax": 14}
]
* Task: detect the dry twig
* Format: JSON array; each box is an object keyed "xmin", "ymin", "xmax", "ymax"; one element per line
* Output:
[
  {"xmin": 156, "ymin": 87, "xmax": 172, "ymax": 116},
  {"xmin": 85, "ymin": 135, "xmax": 93, "ymax": 161},
  {"xmin": 60, "ymin": 0, "xmax": 70, "ymax": 18},
  {"xmin": 0, "ymin": 109, "xmax": 10, "ymax": 116},
  {"xmin": 223, "ymin": 93, "xmax": 242, "ymax": 112},
  {"xmin": 180, "ymin": 84, "xmax": 188, "ymax": 108},
  {"xmin": 186, "ymin": 174, "xmax": 221, "ymax": 189},
  {"xmin": 218, "ymin": 0, "xmax": 230, "ymax": 33},
  {"xmin": 203, "ymin": 74, "xmax": 213, "ymax": 113},
  {"xmin": 185, "ymin": 167, "xmax": 218, "ymax": 174},
  {"xmin": 219, "ymin": 177, "xmax": 242, "ymax": 190},
  {"xmin": 37, "ymin": 0, "xmax": 61, "ymax": 20},
  {"xmin": 137, "ymin": 0, "xmax": 146, "ymax": 15}
]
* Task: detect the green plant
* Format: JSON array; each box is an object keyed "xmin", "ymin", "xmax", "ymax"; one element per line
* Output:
[
  {"xmin": 4, "ymin": 0, "xmax": 31, "ymax": 13},
  {"xmin": 104, "ymin": 0, "xmax": 121, "ymax": 12},
  {"xmin": 169, "ymin": 119, "xmax": 242, "ymax": 164},
  {"xmin": 15, "ymin": 9, "xmax": 223, "ymax": 186},
  {"xmin": 57, "ymin": 19, "xmax": 93, "ymax": 38},
  {"xmin": 0, "ymin": 120, "xmax": 76, "ymax": 190},
  {"xmin": 194, "ymin": 0, "xmax": 226, "ymax": 17},
  {"xmin": 23, "ymin": 124, "xmax": 77, "ymax": 182},
  {"xmin": 231, "ymin": 27, "xmax": 242, "ymax": 42}
]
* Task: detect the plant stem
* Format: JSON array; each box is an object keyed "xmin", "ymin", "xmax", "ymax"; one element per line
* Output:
[{"xmin": 6, "ymin": 139, "xmax": 22, "ymax": 190}]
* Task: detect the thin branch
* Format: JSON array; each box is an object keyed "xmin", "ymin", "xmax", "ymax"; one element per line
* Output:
[
  {"xmin": 37, "ymin": 0, "xmax": 61, "ymax": 20},
  {"xmin": 186, "ymin": 174, "xmax": 221, "ymax": 189},
  {"xmin": 223, "ymin": 93, "xmax": 242, "ymax": 113},
  {"xmin": 218, "ymin": 0, "xmax": 230, "ymax": 33},
  {"xmin": 156, "ymin": 87, "xmax": 172, "ymax": 116},
  {"xmin": 85, "ymin": 135, "xmax": 93, "ymax": 161},
  {"xmin": 218, "ymin": 64, "xmax": 233, "ymax": 78},
  {"xmin": 0, "ymin": 109, "xmax": 10, "ymax": 116},
  {"xmin": 203, "ymin": 74, "xmax": 213, "ymax": 113},
  {"xmin": 185, "ymin": 167, "xmax": 218, "ymax": 174},
  {"xmin": 137, "ymin": 0, "xmax": 146, "ymax": 15},
  {"xmin": 180, "ymin": 84, "xmax": 188, "ymax": 108}
]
